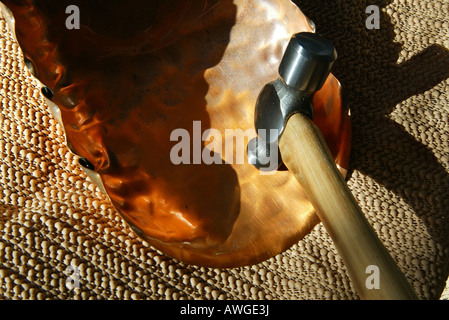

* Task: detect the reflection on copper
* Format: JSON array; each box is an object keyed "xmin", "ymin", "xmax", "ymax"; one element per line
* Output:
[{"xmin": 1, "ymin": 0, "xmax": 351, "ymax": 267}]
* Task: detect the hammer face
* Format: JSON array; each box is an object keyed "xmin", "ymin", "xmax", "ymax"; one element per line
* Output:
[{"xmin": 279, "ymin": 32, "xmax": 337, "ymax": 92}]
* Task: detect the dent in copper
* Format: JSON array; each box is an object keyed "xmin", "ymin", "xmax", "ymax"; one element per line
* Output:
[{"xmin": 1, "ymin": 0, "xmax": 351, "ymax": 267}]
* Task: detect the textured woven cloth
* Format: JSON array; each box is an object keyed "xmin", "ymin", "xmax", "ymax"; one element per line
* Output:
[{"xmin": 1, "ymin": 0, "xmax": 449, "ymax": 300}]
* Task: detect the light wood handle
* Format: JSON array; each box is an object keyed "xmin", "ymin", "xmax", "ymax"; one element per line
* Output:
[{"xmin": 279, "ymin": 112, "xmax": 418, "ymax": 300}]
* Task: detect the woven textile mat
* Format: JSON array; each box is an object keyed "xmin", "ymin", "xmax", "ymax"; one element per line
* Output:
[{"xmin": 1, "ymin": 0, "xmax": 449, "ymax": 300}]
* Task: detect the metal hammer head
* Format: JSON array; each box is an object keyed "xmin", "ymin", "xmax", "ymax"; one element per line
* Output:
[
  {"xmin": 279, "ymin": 32, "xmax": 337, "ymax": 92},
  {"xmin": 247, "ymin": 32, "xmax": 337, "ymax": 171}
]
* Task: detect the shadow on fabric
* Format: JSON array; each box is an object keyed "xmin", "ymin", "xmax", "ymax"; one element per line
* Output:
[{"xmin": 296, "ymin": 0, "xmax": 449, "ymax": 299}]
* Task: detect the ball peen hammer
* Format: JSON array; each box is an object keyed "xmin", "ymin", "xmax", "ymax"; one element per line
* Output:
[{"xmin": 247, "ymin": 32, "xmax": 418, "ymax": 300}]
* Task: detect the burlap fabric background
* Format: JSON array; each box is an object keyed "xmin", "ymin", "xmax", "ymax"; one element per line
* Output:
[{"xmin": 1, "ymin": 0, "xmax": 449, "ymax": 300}]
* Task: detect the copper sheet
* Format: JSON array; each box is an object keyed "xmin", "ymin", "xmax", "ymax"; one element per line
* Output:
[{"xmin": 1, "ymin": 0, "xmax": 351, "ymax": 267}]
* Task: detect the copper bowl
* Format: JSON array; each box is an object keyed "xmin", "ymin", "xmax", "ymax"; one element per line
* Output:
[{"xmin": 0, "ymin": 0, "xmax": 351, "ymax": 267}]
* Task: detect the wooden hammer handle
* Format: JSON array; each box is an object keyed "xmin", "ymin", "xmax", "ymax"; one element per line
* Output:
[{"xmin": 279, "ymin": 112, "xmax": 418, "ymax": 300}]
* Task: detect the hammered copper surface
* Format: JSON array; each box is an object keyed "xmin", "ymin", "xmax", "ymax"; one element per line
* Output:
[{"xmin": 2, "ymin": 0, "xmax": 351, "ymax": 267}]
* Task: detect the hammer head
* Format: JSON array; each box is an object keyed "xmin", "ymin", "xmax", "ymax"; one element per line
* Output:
[
  {"xmin": 279, "ymin": 32, "xmax": 337, "ymax": 93},
  {"xmin": 248, "ymin": 32, "xmax": 338, "ymax": 171}
]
